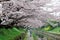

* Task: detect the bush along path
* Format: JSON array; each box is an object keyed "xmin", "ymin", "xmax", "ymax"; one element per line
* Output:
[{"xmin": 0, "ymin": 27, "xmax": 27, "ymax": 40}]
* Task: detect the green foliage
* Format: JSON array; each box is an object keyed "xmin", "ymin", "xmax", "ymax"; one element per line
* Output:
[
  {"xmin": 41, "ymin": 19, "xmax": 60, "ymax": 31},
  {"xmin": 48, "ymin": 27, "xmax": 60, "ymax": 34},
  {"xmin": 40, "ymin": 19, "xmax": 60, "ymax": 34},
  {"xmin": 32, "ymin": 32, "xmax": 38, "ymax": 40},
  {"xmin": 0, "ymin": 27, "xmax": 26, "ymax": 40}
]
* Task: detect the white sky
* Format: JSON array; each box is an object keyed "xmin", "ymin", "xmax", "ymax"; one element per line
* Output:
[{"xmin": 40, "ymin": 0, "xmax": 60, "ymax": 17}]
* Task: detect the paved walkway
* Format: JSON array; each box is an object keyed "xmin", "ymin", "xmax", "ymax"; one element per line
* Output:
[{"xmin": 26, "ymin": 30, "xmax": 34, "ymax": 40}]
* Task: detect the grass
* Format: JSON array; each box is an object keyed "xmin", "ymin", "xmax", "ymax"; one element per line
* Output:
[
  {"xmin": 32, "ymin": 31, "xmax": 38, "ymax": 40},
  {"xmin": 47, "ymin": 27, "xmax": 60, "ymax": 34},
  {"xmin": 40, "ymin": 26, "xmax": 60, "ymax": 34},
  {"xmin": 23, "ymin": 32, "xmax": 28, "ymax": 40},
  {"xmin": 0, "ymin": 27, "xmax": 26, "ymax": 40}
]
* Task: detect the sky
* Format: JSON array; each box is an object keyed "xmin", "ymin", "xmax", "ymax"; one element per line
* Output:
[{"xmin": 40, "ymin": 0, "xmax": 60, "ymax": 17}]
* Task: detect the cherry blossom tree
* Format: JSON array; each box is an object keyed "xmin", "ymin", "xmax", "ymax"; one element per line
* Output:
[{"xmin": 0, "ymin": 0, "xmax": 60, "ymax": 28}]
